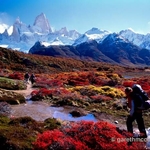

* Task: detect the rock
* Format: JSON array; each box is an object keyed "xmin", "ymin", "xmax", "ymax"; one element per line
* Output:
[
  {"xmin": 0, "ymin": 102, "xmax": 12, "ymax": 115},
  {"xmin": 70, "ymin": 110, "xmax": 81, "ymax": 117},
  {"xmin": 114, "ymin": 120, "xmax": 118, "ymax": 124},
  {"xmin": 116, "ymin": 105, "xmax": 123, "ymax": 110},
  {"xmin": 0, "ymin": 88, "xmax": 25, "ymax": 104}
]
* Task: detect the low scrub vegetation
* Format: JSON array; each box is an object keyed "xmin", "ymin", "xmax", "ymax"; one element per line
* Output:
[{"xmin": 0, "ymin": 47, "xmax": 150, "ymax": 149}]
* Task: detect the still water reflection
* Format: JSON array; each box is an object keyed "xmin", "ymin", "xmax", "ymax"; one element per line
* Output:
[{"xmin": 12, "ymin": 100, "xmax": 97, "ymax": 122}]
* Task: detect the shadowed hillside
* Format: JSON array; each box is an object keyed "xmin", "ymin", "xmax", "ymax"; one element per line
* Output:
[{"xmin": 0, "ymin": 47, "xmax": 138, "ymax": 74}]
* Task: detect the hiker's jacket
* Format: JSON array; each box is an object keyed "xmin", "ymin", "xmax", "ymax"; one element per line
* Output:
[{"xmin": 127, "ymin": 93, "xmax": 143, "ymax": 116}]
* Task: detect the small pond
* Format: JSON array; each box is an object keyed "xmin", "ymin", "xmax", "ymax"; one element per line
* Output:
[
  {"xmin": 53, "ymin": 110, "xmax": 97, "ymax": 122},
  {"xmin": 10, "ymin": 100, "xmax": 97, "ymax": 122}
]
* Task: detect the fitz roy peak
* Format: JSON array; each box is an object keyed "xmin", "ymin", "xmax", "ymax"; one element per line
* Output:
[{"xmin": 33, "ymin": 13, "xmax": 52, "ymax": 33}]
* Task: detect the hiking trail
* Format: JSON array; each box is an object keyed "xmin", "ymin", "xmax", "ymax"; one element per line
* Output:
[{"xmin": 13, "ymin": 82, "xmax": 34, "ymax": 99}]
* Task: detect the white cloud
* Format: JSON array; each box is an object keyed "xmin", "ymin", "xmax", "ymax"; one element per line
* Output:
[
  {"xmin": 0, "ymin": 12, "xmax": 14, "ymax": 25},
  {"xmin": 0, "ymin": 13, "xmax": 14, "ymax": 34}
]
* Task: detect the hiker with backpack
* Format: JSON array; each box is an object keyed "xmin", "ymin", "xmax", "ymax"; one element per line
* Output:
[
  {"xmin": 24, "ymin": 72, "xmax": 30, "ymax": 84},
  {"xmin": 29, "ymin": 73, "xmax": 36, "ymax": 85},
  {"xmin": 125, "ymin": 85, "xmax": 147, "ymax": 138}
]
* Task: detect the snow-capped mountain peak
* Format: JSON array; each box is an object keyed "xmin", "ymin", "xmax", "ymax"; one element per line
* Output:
[
  {"xmin": 15, "ymin": 17, "xmax": 22, "ymax": 24},
  {"xmin": 58, "ymin": 27, "xmax": 68, "ymax": 35},
  {"xmin": 104, "ymin": 33, "xmax": 129, "ymax": 44},
  {"xmin": 85, "ymin": 27, "xmax": 109, "ymax": 35},
  {"xmin": 119, "ymin": 28, "xmax": 145, "ymax": 47},
  {"xmin": 85, "ymin": 28, "xmax": 110, "ymax": 42},
  {"xmin": 73, "ymin": 28, "xmax": 110, "ymax": 46}
]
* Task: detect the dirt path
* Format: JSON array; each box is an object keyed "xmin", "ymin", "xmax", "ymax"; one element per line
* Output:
[
  {"xmin": 12, "ymin": 82, "xmax": 34, "ymax": 99},
  {"xmin": 10, "ymin": 83, "xmax": 57, "ymax": 121}
]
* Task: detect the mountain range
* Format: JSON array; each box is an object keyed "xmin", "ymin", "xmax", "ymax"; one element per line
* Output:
[
  {"xmin": 29, "ymin": 33, "xmax": 150, "ymax": 66},
  {"xmin": 1, "ymin": 13, "xmax": 150, "ymax": 66}
]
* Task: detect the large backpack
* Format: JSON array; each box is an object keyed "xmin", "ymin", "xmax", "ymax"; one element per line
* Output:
[{"xmin": 132, "ymin": 84, "xmax": 150, "ymax": 110}]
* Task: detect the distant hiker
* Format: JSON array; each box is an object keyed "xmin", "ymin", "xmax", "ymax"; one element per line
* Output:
[
  {"xmin": 24, "ymin": 72, "xmax": 29, "ymax": 83},
  {"xmin": 29, "ymin": 73, "xmax": 36, "ymax": 84},
  {"xmin": 125, "ymin": 87, "xmax": 147, "ymax": 138}
]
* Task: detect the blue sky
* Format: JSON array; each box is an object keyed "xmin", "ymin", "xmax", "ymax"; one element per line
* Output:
[{"xmin": 0, "ymin": 0, "xmax": 150, "ymax": 34}]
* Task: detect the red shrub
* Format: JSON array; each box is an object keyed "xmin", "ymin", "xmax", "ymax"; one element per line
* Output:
[
  {"xmin": 8, "ymin": 72, "xmax": 23, "ymax": 80},
  {"xmin": 68, "ymin": 78, "xmax": 89, "ymax": 86},
  {"xmin": 33, "ymin": 129, "xmax": 89, "ymax": 150},
  {"xmin": 33, "ymin": 121, "xmax": 144, "ymax": 150},
  {"xmin": 90, "ymin": 95, "xmax": 112, "ymax": 102},
  {"xmin": 31, "ymin": 88, "xmax": 71, "ymax": 97},
  {"xmin": 35, "ymin": 77, "xmax": 64, "ymax": 88}
]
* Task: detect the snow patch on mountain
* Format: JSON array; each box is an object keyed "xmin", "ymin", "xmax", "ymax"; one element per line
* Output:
[
  {"xmin": 41, "ymin": 38, "xmax": 64, "ymax": 46},
  {"xmin": 41, "ymin": 41, "xmax": 51, "ymax": 47},
  {"xmin": 0, "ymin": 44, "xmax": 8, "ymax": 48},
  {"xmin": 0, "ymin": 23, "xmax": 9, "ymax": 33},
  {"xmin": 7, "ymin": 26, "xmax": 13, "ymax": 35}
]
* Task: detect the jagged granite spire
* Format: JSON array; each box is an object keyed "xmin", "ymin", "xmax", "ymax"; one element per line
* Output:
[{"xmin": 33, "ymin": 13, "xmax": 52, "ymax": 33}]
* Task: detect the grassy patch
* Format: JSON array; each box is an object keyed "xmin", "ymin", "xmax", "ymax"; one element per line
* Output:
[{"xmin": 0, "ymin": 77, "xmax": 26, "ymax": 90}]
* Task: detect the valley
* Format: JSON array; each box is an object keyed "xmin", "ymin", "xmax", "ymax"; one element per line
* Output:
[{"xmin": 0, "ymin": 47, "xmax": 150, "ymax": 149}]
